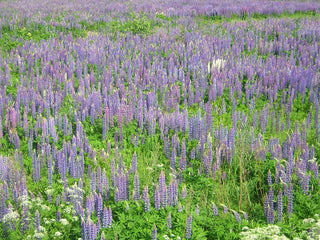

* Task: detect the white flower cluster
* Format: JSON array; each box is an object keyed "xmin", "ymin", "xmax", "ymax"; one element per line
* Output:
[
  {"xmin": 240, "ymin": 225, "xmax": 289, "ymax": 240},
  {"xmin": 2, "ymin": 208, "xmax": 20, "ymax": 223},
  {"xmin": 208, "ymin": 58, "xmax": 226, "ymax": 73},
  {"xmin": 33, "ymin": 225, "xmax": 47, "ymax": 239},
  {"xmin": 34, "ymin": 232, "xmax": 45, "ymax": 239},
  {"xmin": 64, "ymin": 205, "xmax": 74, "ymax": 214},
  {"xmin": 60, "ymin": 218, "xmax": 69, "ymax": 226},
  {"xmin": 18, "ymin": 194, "xmax": 32, "ymax": 208},
  {"xmin": 54, "ymin": 231, "xmax": 62, "ymax": 237},
  {"xmin": 45, "ymin": 188, "xmax": 54, "ymax": 195},
  {"xmin": 162, "ymin": 234, "xmax": 181, "ymax": 240},
  {"xmin": 303, "ymin": 214, "xmax": 320, "ymax": 240},
  {"xmin": 40, "ymin": 204, "xmax": 50, "ymax": 211}
]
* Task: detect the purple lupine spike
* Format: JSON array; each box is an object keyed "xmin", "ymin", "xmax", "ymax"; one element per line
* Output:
[
  {"xmin": 110, "ymin": 159, "xmax": 115, "ymax": 187},
  {"xmin": 56, "ymin": 195, "xmax": 61, "ymax": 207},
  {"xmin": 268, "ymin": 187, "xmax": 274, "ymax": 211},
  {"xmin": 96, "ymin": 194, "xmax": 103, "ymax": 221},
  {"xmin": 151, "ymin": 224, "xmax": 157, "ymax": 240},
  {"xmin": 287, "ymin": 183, "xmax": 293, "ymax": 216},
  {"xmin": 181, "ymin": 186, "xmax": 187, "ymax": 199},
  {"xmin": 277, "ymin": 190, "xmax": 283, "ymax": 222},
  {"xmin": 310, "ymin": 161, "xmax": 318, "ymax": 179},
  {"xmin": 143, "ymin": 185, "xmax": 150, "ymax": 212},
  {"xmin": 154, "ymin": 185, "xmax": 161, "ymax": 210},
  {"xmin": 14, "ymin": 133, "xmax": 20, "ymax": 149},
  {"xmin": 115, "ymin": 188, "xmax": 120, "ymax": 202},
  {"xmin": 102, "ymin": 206, "xmax": 108, "ymax": 228},
  {"xmin": 180, "ymin": 138, "xmax": 187, "ymax": 170},
  {"xmin": 87, "ymin": 217, "xmax": 97, "ymax": 240},
  {"xmin": 195, "ymin": 205, "xmax": 200, "ymax": 215},
  {"xmin": 104, "ymin": 176, "xmax": 110, "ymax": 201},
  {"xmin": 10, "ymin": 107, "xmax": 17, "ymax": 129},
  {"xmin": 222, "ymin": 204, "xmax": 228, "ymax": 214},
  {"xmin": 167, "ymin": 212, "xmax": 172, "ymax": 229},
  {"xmin": 240, "ymin": 211, "xmax": 248, "ymax": 219},
  {"xmin": 232, "ymin": 210, "xmax": 241, "ymax": 223},
  {"xmin": 190, "ymin": 148, "xmax": 195, "ymax": 160},
  {"xmin": 32, "ymin": 151, "xmax": 40, "ymax": 182},
  {"xmin": 267, "ymin": 170, "xmax": 272, "ymax": 186},
  {"xmin": 302, "ymin": 174, "xmax": 311, "ymax": 195},
  {"xmin": 185, "ymin": 214, "xmax": 193, "ymax": 239},
  {"xmin": 212, "ymin": 202, "xmax": 218, "ymax": 216},
  {"xmin": 85, "ymin": 194, "xmax": 94, "ymax": 217},
  {"xmin": 102, "ymin": 112, "xmax": 107, "ymax": 141},
  {"xmin": 159, "ymin": 171, "xmax": 167, "ymax": 208},
  {"xmin": 100, "ymin": 231, "xmax": 106, "ymax": 240},
  {"xmin": 108, "ymin": 207, "xmax": 112, "ymax": 228},
  {"xmin": 21, "ymin": 203, "xmax": 29, "ymax": 234},
  {"xmin": 90, "ymin": 170, "xmax": 96, "ymax": 193},
  {"xmin": 170, "ymin": 147, "xmax": 176, "ymax": 170},
  {"xmin": 56, "ymin": 209, "xmax": 61, "ymax": 222},
  {"xmin": 267, "ymin": 205, "xmax": 275, "ymax": 224},
  {"xmin": 131, "ymin": 152, "xmax": 137, "ymax": 173},
  {"xmin": 0, "ymin": 116, "xmax": 2, "ymax": 139},
  {"xmin": 134, "ymin": 172, "xmax": 140, "ymax": 201},
  {"xmin": 47, "ymin": 192, "xmax": 52, "ymax": 203},
  {"xmin": 159, "ymin": 171, "xmax": 166, "ymax": 193},
  {"xmin": 34, "ymin": 210, "xmax": 40, "ymax": 234}
]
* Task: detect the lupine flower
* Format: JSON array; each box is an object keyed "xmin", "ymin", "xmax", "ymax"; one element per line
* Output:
[
  {"xmin": 167, "ymin": 212, "xmax": 172, "ymax": 229},
  {"xmin": 154, "ymin": 185, "xmax": 161, "ymax": 210},
  {"xmin": 102, "ymin": 206, "xmax": 108, "ymax": 228},
  {"xmin": 151, "ymin": 224, "xmax": 157, "ymax": 240},
  {"xmin": 232, "ymin": 210, "xmax": 241, "ymax": 223},
  {"xmin": 185, "ymin": 214, "xmax": 193, "ymax": 239},
  {"xmin": 134, "ymin": 172, "xmax": 140, "ymax": 201},
  {"xmin": 221, "ymin": 204, "xmax": 228, "ymax": 214},
  {"xmin": 34, "ymin": 210, "xmax": 40, "ymax": 235},
  {"xmin": 56, "ymin": 210, "xmax": 61, "ymax": 222},
  {"xmin": 212, "ymin": 202, "xmax": 219, "ymax": 216},
  {"xmin": 287, "ymin": 183, "xmax": 293, "ymax": 216},
  {"xmin": 100, "ymin": 231, "xmax": 106, "ymax": 240},
  {"xmin": 277, "ymin": 190, "xmax": 283, "ymax": 222},
  {"xmin": 267, "ymin": 170, "xmax": 272, "ymax": 186},
  {"xmin": 131, "ymin": 152, "xmax": 137, "ymax": 173},
  {"xmin": 143, "ymin": 185, "xmax": 150, "ymax": 212}
]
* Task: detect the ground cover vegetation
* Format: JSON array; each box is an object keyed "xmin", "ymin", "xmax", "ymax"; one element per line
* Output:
[{"xmin": 0, "ymin": 0, "xmax": 320, "ymax": 239}]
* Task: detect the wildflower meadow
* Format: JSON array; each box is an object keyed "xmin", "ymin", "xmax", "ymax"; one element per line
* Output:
[{"xmin": 0, "ymin": 0, "xmax": 320, "ymax": 239}]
